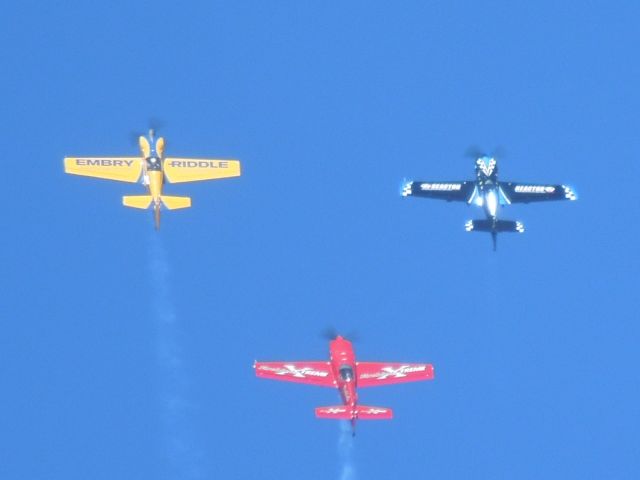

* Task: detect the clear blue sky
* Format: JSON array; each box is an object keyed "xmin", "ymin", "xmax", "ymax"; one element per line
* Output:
[{"xmin": 1, "ymin": 1, "xmax": 639, "ymax": 479}]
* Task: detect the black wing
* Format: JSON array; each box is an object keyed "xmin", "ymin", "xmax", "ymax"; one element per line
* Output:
[
  {"xmin": 402, "ymin": 180, "xmax": 475, "ymax": 202},
  {"xmin": 500, "ymin": 182, "xmax": 577, "ymax": 204}
]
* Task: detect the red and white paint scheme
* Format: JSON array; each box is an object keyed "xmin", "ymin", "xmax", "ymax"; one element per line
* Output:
[{"xmin": 254, "ymin": 336, "xmax": 434, "ymax": 434}]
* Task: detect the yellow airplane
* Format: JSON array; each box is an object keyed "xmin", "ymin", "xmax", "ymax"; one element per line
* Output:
[{"xmin": 64, "ymin": 130, "xmax": 241, "ymax": 228}]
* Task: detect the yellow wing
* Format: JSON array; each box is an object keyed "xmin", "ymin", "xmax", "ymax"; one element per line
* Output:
[
  {"xmin": 163, "ymin": 158, "xmax": 241, "ymax": 183},
  {"xmin": 64, "ymin": 157, "xmax": 143, "ymax": 183}
]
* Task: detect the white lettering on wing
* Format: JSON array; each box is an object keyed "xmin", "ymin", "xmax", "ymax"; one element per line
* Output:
[
  {"xmin": 258, "ymin": 364, "xmax": 328, "ymax": 378},
  {"xmin": 514, "ymin": 185, "xmax": 555, "ymax": 194},
  {"xmin": 360, "ymin": 365, "xmax": 427, "ymax": 380},
  {"xmin": 420, "ymin": 183, "xmax": 462, "ymax": 191}
]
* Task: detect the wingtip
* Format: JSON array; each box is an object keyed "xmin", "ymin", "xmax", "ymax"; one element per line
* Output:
[
  {"xmin": 401, "ymin": 179, "xmax": 413, "ymax": 197},
  {"xmin": 562, "ymin": 185, "xmax": 578, "ymax": 201}
]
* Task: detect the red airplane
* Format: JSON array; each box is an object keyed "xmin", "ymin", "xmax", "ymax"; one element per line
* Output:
[{"xmin": 254, "ymin": 335, "xmax": 435, "ymax": 434}]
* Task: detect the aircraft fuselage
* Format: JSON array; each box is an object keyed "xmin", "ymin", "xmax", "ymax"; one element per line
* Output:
[
  {"xmin": 139, "ymin": 131, "xmax": 166, "ymax": 227},
  {"xmin": 329, "ymin": 336, "xmax": 359, "ymax": 429},
  {"xmin": 474, "ymin": 156, "xmax": 502, "ymax": 221},
  {"xmin": 329, "ymin": 336, "xmax": 358, "ymax": 408}
]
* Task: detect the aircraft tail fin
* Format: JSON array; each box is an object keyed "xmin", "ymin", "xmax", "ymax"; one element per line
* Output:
[
  {"xmin": 465, "ymin": 219, "xmax": 525, "ymax": 233},
  {"xmin": 123, "ymin": 195, "xmax": 153, "ymax": 209},
  {"xmin": 315, "ymin": 405, "xmax": 393, "ymax": 420},
  {"xmin": 161, "ymin": 195, "xmax": 191, "ymax": 210}
]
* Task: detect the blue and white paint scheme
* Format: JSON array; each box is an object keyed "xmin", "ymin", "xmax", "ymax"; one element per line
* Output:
[{"xmin": 402, "ymin": 156, "xmax": 577, "ymax": 250}]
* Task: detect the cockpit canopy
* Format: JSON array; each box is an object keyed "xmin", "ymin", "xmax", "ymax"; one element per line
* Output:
[
  {"xmin": 339, "ymin": 365, "xmax": 355, "ymax": 382},
  {"xmin": 146, "ymin": 156, "xmax": 162, "ymax": 171}
]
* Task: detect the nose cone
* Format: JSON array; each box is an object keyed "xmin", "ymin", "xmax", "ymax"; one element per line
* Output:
[
  {"xmin": 330, "ymin": 335, "xmax": 354, "ymax": 359},
  {"xmin": 333, "ymin": 335, "xmax": 352, "ymax": 348}
]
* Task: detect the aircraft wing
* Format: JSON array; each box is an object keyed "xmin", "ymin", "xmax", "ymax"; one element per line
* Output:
[
  {"xmin": 254, "ymin": 361, "xmax": 336, "ymax": 387},
  {"xmin": 356, "ymin": 362, "xmax": 435, "ymax": 387},
  {"xmin": 402, "ymin": 180, "xmax": 475, "ymax": 202},
  {"xmin": 501, "ymin": 182, "xmax": 577, "ymax": 203},
  {"xmin": 163, "ymin": 158, "xmax": 241, "ymax": 183},
  {"xmin": 64, "ymin": 157, "xmax": 142, "ymax": 183}
]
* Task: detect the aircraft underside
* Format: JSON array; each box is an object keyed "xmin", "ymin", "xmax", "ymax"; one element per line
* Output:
[{"xmin": 402, "ymin": 156, "xmax": 576, "ymax": 250}]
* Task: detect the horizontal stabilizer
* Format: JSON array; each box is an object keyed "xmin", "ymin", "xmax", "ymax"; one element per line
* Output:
[
  {"xmin": 123, "ymin": 195, "xmax": 153, "ymax": 209},
  {"xmin": 355, "ymin": 406, "xmax": 393, "ymax": 420},
  {"xmin": 315, "ymin": 405, "xmax": 393, "ymax": 420},
  {"xmin": 161, "ymin": 195, "xmax": 191, "ymax": 210},
  {"xmin": 465, "ymin": 219, "xmax": 524, "ymax": 233}
]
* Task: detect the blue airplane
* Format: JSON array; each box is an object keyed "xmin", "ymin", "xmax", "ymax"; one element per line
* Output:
[{"xmin": 402, "ymin": 156, "xmax": 577, "ymax": 250}]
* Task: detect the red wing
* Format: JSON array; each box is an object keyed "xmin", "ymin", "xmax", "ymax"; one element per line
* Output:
[
  {"xmin": 254, "ymin": 361, "xmax": 335, "ymax": 387},
  {"xmin": 356, "ymin": 362, "xmax": 435, "ymax": 387}
]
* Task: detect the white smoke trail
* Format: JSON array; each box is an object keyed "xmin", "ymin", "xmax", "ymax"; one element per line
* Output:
[
  {"xmin": 148, "ymin": 234, "xmax": 203, "ymax": 479},
  {"xmin": 338, "ymin": 421, "xmax": 356, "ymax": 480}
]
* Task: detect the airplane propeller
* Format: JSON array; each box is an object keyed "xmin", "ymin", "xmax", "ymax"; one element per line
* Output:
[
  {"xmin": 320, "ymin": 327, "xmax": 360, "ymax": 342},
  {"xmin": 464, "ymin": 145, "xmax": 506, "ymax": 159},
  {"xmin": 129, "ymin": 118, "xmax": 166, "ymax": 146}
]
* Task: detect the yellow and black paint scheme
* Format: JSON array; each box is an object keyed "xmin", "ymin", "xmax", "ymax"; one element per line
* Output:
[{"xmin": 64, "ymin": 130, "xmax": 241, "ymax": 229}]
